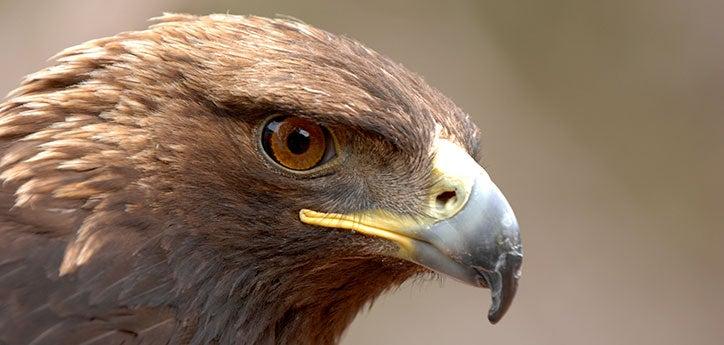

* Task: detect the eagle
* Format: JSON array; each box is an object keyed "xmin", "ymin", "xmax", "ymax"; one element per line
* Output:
[{"xmin": 0, "ymin": 14, "xmax": 522, "ymax": 345}]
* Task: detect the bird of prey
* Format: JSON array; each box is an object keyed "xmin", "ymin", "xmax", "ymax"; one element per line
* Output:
[{"xmin": 0, "ymin": 14, "xmax": 522, "ymax": 345}]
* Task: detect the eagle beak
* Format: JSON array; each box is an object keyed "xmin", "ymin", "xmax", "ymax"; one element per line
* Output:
[
  {"xmin": 300, "ymin": 139, "xmax": 522, "ymax": 323},
  {"xmin": 407, "ymin": 170, "xmax": 523, "ymax": 323}
]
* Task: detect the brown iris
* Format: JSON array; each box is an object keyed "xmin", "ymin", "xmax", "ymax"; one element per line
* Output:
[{"xmin": 261, "ymin": 116, "xmax": 334, "ymax": 171}]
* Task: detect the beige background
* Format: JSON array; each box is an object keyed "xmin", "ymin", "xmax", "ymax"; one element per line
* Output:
[{"xmin": 1, "ymin": 1, "xmax": 722, "ymax": 344}]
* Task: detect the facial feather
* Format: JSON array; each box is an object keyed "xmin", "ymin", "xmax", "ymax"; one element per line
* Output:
[{"xmin": 0, "ymin": 13, "xmax": 484, "ymax": 345}]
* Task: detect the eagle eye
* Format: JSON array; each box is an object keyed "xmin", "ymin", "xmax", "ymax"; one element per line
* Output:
[{"xmin": 261, "ymin": 116, "xmax": 336, "ymax": 171}]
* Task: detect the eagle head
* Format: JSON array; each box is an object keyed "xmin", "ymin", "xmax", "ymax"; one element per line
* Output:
[{"xmin": 0, "ymin": 14, "xmax": 522, "ymax": 345}]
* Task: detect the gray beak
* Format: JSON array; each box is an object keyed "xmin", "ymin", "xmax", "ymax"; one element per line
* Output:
[{"xmin": 407, "ymin": 172, "xmax": 523, "ymax": 323}]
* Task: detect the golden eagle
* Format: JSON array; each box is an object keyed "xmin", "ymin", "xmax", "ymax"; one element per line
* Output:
[{"xmin": 0, "ymin": 14, "xmax": 522, "ymax": 345}]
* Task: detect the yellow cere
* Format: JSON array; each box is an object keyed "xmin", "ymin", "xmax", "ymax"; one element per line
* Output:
[
  {"xmin": 427, "ymin": 138, "xmax": 480, "ymax": 219},
  {"xmin": 298, "ymin": 138, "xmax": 482, "ymax": 250}
]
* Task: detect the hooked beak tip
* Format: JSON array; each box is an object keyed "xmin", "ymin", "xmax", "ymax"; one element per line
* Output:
[{"xmin": 478, "ymin": 252, "xmax": 523, "ymax": 324}]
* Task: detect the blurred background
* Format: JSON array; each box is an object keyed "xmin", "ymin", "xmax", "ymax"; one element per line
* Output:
[{"xmin": 1, "ymin": 0, "xmax": 722, "ymax": 344}]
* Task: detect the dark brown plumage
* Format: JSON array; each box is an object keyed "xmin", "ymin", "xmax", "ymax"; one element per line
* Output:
[{"xmin": 0, "ymin": 13, "xmax": 521, "ymax": 345}]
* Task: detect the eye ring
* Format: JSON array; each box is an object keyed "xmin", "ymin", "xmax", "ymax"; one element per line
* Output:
[{"xmin": 261, "ymin": 116, "xmax": 336, "ymax": 171}]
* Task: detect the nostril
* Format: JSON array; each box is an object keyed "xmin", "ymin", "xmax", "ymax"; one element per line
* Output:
[{"xmin": 435, "ymin": 190, "xmax": 458, "ymax": 210}]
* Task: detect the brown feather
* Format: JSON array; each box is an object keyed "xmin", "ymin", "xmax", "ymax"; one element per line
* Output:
[{"xmin": 0, "ymin": 13, "xmax": 481, "ymax": 345}]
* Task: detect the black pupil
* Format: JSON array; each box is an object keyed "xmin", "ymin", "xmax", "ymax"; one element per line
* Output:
[{"xmin": 286, "ymin": 128, "xmax": 311, "ymax": 154}]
